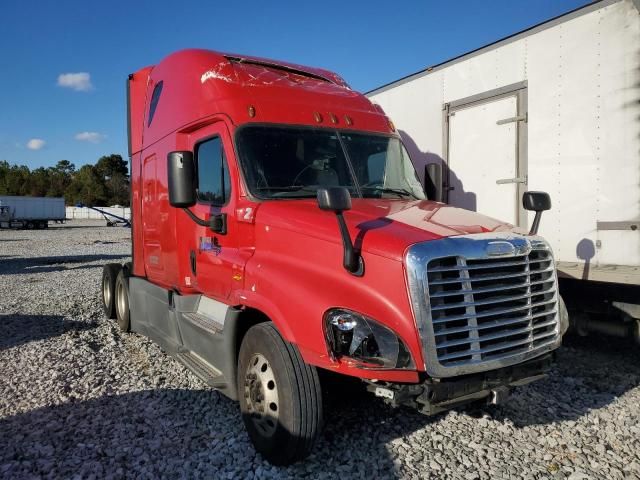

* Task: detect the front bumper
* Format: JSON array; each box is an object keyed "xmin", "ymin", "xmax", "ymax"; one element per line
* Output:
[{"xmin": 365, "ymin": 352, "xmax": 555, "ymax": 416}]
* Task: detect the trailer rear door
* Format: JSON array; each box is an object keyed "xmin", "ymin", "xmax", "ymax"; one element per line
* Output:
[{"xmin": 445, "ymin": 84, "xmax": 528, "ymax": 227}]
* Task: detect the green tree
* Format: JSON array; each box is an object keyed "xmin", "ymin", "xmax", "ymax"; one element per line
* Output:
[
  {"xmin": 47, "ymin": 160, "xmax": 76, "ymax": 197},
  {"xmin": 6, "ymin": 164, "xmax": 30, "ymax": 195},
  {"xmin": 95, "ymin": 154, "xmax": 128, "ymax": 179},
  {"xmin": 28, "ymin": 167, "xmax": 50, "ymax": 196},
  {"xmin": 0, "ymin": 160, "xmax": 10, "ymax": 194},
  {"xmin": 0, "ymin": 154, "xmax": 128, "ymax": 206},
  {"xmin": 66, "ymin": 165, "xmax": 108, "ymax": 206}
]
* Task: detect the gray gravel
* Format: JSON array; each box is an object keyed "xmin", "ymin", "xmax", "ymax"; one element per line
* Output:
[{"xmin": 1, "ymin": 220, "xmax": 639, "ymax": 479}]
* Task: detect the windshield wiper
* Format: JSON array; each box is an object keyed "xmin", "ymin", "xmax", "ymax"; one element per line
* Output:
[
  {"xmin": 360, "ymin": 186, "xmax": 419, "ymax": 199},
  {"xmin": 255, "ymin": 186, "xmax": 317, "ymax": 192},
  {"xmin": 255, "ymin": 186, "xmax": 318, "ymax": 197}
]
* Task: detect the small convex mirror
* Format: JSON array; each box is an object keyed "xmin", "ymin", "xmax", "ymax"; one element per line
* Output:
[
  {"xmin": 522, "ymin": 191, "xmax": 551, "ymax": 212},
  {"xmin": 522, "ymin": 191, "xmax": 551, "ymax": 235},
  {"xmin": 317, "ymin": 187, "xmax": 352, "ymax": 212},
  {"xmin": 167, "ymin": 151, "xmax": 196, "ymax": 208}
]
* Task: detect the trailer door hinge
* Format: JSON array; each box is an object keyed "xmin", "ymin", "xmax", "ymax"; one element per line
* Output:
[
  {"xmin": 496, "ymin": 113, "xmax": 527, "ymax": 125},
  {"xmin": 496, "ymin": 175, "xmax": 527, "ymax": 185}
]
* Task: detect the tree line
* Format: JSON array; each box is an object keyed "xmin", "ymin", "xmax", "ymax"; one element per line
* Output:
[{"xmin": 0, "ymin": 155, "xmax": 129, "ymax": 207}]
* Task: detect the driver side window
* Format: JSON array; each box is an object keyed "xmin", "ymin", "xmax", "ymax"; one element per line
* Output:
[{"xmin": 195, "ymin": 137, "xmax": 231, "ymax": 205}]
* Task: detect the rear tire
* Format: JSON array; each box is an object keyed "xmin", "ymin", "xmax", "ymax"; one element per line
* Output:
[
  {"xmin": 237, "ymin": 323, "xmax": 323, "ymax": 465},
  {"xmin": 101, "ymin": 264, "xmax": 121, "ymax": 319},
  {"xmin": 114, "ymin": 270, "xmax": 130, "ymax": 332}
]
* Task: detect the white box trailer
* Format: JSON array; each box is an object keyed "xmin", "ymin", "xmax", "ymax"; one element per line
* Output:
[
  {"xmin": 367, "ymin": 0, "xmax": 640, "ymax": 336},
  {"xmin": 0, "ymin": 196, "xmax": 66, "ymax": 229}
]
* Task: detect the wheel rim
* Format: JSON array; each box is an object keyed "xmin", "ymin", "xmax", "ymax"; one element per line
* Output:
[
  {"xmin": 116, "ymin": 280, "xmax": 126, "ymax": 320},
  {"xmin": 244, "ymin": 353, "xmax": 279, "ymax": 437},
  {"xmin": 103, "ymin": 275, "xmax": 112, "ymax": 308}
]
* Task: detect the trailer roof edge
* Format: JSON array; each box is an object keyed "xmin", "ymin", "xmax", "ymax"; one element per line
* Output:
[{"xmin": 366, "ymin": 0, "xmax": 622, "ymax": 97}]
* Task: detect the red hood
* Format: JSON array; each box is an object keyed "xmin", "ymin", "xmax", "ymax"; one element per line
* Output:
[{"xmin": 254, "ymin": 199, "xmax": 522, "ymax": 261}]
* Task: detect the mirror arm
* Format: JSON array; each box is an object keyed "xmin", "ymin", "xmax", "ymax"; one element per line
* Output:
[
  {"xmin": 182, "ymin": 208, "xmax": 227, "ymax": 234},
  {"xmin": 529, "ymin": 211, "xmax": 542, "ymax": 236},
  {"xmin": 335, "ymin": 211, "xmax": 363, "ymax": 276},
  {"xmin": 182, "ymin": 207, "xmax": 209, "ymax": 227}
]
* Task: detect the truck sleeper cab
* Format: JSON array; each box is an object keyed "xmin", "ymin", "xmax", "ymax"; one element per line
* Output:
[{"xmin": 101, "ymin": 49, "xmax": 567, "ymax": 465}]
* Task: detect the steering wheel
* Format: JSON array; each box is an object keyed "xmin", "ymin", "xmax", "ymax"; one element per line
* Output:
[{"xmin": 291, "ymin": 165, "xmax": 312, "ymax": 187}]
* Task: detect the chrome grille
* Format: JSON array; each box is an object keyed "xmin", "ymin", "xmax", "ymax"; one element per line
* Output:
[
  {"xmin": 426, "ymin": 248, "xmax": 558, "ymax": 368},
  {"xmin": 405, "ymin": 234, "xmax": 562, "ymax": 377}
]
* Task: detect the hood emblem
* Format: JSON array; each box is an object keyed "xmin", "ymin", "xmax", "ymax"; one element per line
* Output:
[{"xmin": 486, "ymin": 240, "xmax": 516, "ymax": 257}]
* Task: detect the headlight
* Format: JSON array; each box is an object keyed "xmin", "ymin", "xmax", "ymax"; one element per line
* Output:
[{"xmin": 323, "ymin": 308, "xmax": 414, "ymax": 369}]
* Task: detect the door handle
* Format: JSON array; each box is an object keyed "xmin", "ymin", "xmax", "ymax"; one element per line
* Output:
[
  {"xmin": 496, "ymin": 176, "xmax": 527, "ymax": 185},
  {"xmin": 496, "ymin": 113, "xmax": 527, "ymax": 125}
]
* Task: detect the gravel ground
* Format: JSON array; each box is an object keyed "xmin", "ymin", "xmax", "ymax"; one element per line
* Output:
[{"xmin": 1, "ymin": 220, "xmax": 639, "ymax": 479}]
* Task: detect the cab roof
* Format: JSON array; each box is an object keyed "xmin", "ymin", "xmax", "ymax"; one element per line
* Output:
[{"xmin": 129, "ymin": 49, "xmax": 391, "ymax": 153}]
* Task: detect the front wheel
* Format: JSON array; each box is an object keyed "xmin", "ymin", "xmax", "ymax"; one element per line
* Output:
[{"xmin": 237, "ymin": 323, "xmax": 323, "ymax": 465}]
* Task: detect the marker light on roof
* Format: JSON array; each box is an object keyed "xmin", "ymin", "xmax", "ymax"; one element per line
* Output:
[
  {"xmin": 344, "ymin": 115, "xmax": 353, "ymax": 126},
  {"xmin": 314, "ymin": 112, "xmax": 323, "ymax": 123},
  {"xmin": 330, "ymin": 113, "xmax": 338, "ymax": 124},
  {"xmin": 248, "ymin": 105, "xmax": 256, "ymax": 118}
]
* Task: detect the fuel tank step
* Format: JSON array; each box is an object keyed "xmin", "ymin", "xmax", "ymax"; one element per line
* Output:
[
  {"xmin": 175, "ymin": 351, "xmax": 227, "ymax": 388},
  {"xmin": 182, "ymin": 311, "xmax": 224, "ymax": 335}
]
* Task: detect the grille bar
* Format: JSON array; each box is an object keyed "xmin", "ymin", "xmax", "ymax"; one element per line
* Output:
[
  {"xmin": 430, "ymin": 286, "xmax": 557, "ymax": 311},
  {"xmin": 428, "ymin": 265, "xmax": 555, "ymax": 286},
  {"xmin": 434, "ymin": 309, "xmax": 558, "ymax": 336},
  {"xmin": 439, "ymin": 335, "xmax": 559, "ymax": 367},
  {"xmin": 432, "ymin": 297, "xmax": 557, "ymax": 324},
  {"xmin": 438, "ymin": 329, "xmax": 558, "ymax": 361},
  {"xmin": 429, "ymin": 277, "xmax": 553, "ymax": 298},
  {"xmin": 428, "ymin": 256, "xmax": 550, "ymax": 273},
  {"xmin": 436, "ymin": 318, "xmax": 558, "ymax": 348}
]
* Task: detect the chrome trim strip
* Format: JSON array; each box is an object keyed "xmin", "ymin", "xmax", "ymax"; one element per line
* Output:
[{"xmin": 405, "ymin": 232, "xmax": 561, "ymax": 378}]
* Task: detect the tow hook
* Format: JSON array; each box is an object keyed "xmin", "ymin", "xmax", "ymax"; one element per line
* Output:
[
  {"xmin": 374, "ymin": 386, "xmax": 395, "ymax": 400},
  {"xmin": 489, "ymin": 387, "xmax": 510, "ymax": 405}
]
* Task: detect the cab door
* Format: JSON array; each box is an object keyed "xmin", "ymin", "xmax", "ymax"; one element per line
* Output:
[{"xmin": 184, "ymin": 121, "xmax": 240, "ymax": 300}]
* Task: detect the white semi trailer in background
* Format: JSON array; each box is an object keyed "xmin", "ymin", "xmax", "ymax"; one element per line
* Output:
[
  {"xmin": 367, "ymin": 0, "xmax": 640, "ymax": 340},
  {"xmin": 0, "ymin": 196, "xmax": 66, "ymax": 229}
]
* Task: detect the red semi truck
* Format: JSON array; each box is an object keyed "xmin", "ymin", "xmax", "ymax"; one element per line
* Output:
[{"xmin": 101, "ymin": 49, "xmax": 568, "ymax": 464}]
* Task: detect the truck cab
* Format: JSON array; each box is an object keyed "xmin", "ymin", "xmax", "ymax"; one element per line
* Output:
[{"xmin": 102, "ymin": 49, "xmax": 567, "ymax": 465}]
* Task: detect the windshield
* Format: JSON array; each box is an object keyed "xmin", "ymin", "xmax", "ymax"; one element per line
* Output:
[{"xmin": 236, "ymin": 126, "xmax": 425, "ymax": 200}]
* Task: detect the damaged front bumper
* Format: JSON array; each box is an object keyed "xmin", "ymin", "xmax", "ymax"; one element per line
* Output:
[{"xmin": 365, "ymin": 352, "xmax": 555, "ymax": 415}]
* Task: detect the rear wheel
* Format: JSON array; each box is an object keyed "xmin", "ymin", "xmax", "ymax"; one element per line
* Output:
[
  {"xmin": 101, "ymin": 264, "xmax": 121, "ymax": 319},
  {"xmin": 237, "ymin": 323, "xmax": 323, "ymax": 465},
  {"xmin": 114, "ymin": 270, "xmax": 130, "ymax": 332}
]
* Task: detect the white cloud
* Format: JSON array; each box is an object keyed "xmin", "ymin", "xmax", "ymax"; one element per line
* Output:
[
  {"xmin": 74, "ymin": 131, "xmax": 106, "ymax": 143},
  {"xmin": 26, "ymin": 138, "xmax": 46, "ymax": 150},
  {"xmin": 57, "ymin": 72, "xmax": 93, "ymax": 92}
]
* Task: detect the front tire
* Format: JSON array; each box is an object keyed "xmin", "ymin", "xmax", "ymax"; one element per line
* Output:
[
  {"xmin": 237, "ymin": 323, "xmax": 323, "ymax": 465},
  {"xmin": 114, "ymin": 269, "xmax": 130, "ymax": 332}
]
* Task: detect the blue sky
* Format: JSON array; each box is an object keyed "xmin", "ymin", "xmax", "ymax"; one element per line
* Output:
[{"xmin": 0, "ymin": 0, "xmax": 589, "ymax": 170}]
